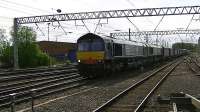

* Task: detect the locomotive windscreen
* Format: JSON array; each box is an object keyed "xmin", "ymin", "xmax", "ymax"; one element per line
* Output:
[{"xmin": 78, "ymin": 38, "xmax": 104, "ymax": 51}]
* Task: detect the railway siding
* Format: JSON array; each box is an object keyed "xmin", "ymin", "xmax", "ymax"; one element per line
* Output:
[
  {"xmin": 14, "ymin": 61, "xmax": 176, "ymax": 112},
  {"xmin": 143, "ymin": 56, "xmax": 200, "ymax": 111},
  {"xmin": 1, "ymin": 56, "xmax": 199, "ymax": 112},
  {"xmin": 94, "ymin": 59, "xmax": 180, "ymax": 112},
  {"xmin": 0, "ymin": 65, "xmax": 86, "ymax": 111}
]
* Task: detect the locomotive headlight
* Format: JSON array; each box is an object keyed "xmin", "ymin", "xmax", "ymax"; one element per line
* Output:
[
  {"xmin": 78, "ymin": 60, "xmax": 81, "ymax": 62},
  {"xmin": 98, "ymin": 60, "xmax": 103, "ymax": 63}
]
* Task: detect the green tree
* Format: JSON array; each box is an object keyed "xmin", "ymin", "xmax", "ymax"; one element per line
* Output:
[
  {"xmin": 0, "ymin": 29, "xmax": 12, "ymax": 66},
  {"xmin": 0, "ymin": 28, "xmax": 8, "ymax": 53},
  {"xmin": 172, "ymin": 42, "xmax": 198, "ymax": 52},
  {"xmin": 1, "ymin": 26, "xmax": 53, "ymax": 68}
]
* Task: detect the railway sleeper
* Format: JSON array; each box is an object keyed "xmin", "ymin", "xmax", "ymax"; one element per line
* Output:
[
  {"xmin": 0, "ymin": 77, "xmax": 86, "ymax": 107},
  {"xmin": 0, "ymin": 81, "xmax": 87, "ymax": 109}
]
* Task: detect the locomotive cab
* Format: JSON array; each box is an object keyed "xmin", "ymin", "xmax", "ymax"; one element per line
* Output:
[
  {"xmin": 77, "ymin": 33, "xmax": 106, "ymax": 63},
  {"xmin": 76, "ymin": 33, "xmax": 108, "ymax": 77}
]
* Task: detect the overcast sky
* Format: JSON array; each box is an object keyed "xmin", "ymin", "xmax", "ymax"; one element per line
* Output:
[{"xmin": 0, "ymin": 0, "xmax": 200, "ymax": 46}]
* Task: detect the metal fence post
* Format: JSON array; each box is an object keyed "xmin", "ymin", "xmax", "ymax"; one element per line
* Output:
[
  {"xmin": 9, "ymin": 93, "xmax": 17, "ymax": 112},
  {"xmin": 30, "ymin": 89, "xmax": 37, "ymax": 112}
]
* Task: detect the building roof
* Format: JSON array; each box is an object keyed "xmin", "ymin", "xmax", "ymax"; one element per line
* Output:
[{"xmin": 37, "ymin": 41, "xmax": 76, "ymax": 55}]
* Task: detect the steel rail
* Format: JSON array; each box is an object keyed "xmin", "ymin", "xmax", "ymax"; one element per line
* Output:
[
  {"xmin": 184, "ymin": 58, "xmax": 197, "ymax": 73},
  {"xmin": 193, "ymin": 60, "xmax": 200, "ymax": 68},
  {"xmin": 189, "ymin": 57, "xmax": 200, "ymax": 68},
  {"xmin": 0, "ymin": 77, "xmax": 87, "ymax": 108},
  {"xmin": 187, "ymin": 63, "xmax": 197, "ymax": 73},
  {"xmin": 0, "ymin": 66, "xmax": 75, "ymax": 76},
  {"xmin": 0, "ymin": 79, "xmax": 87, "ymax": 108},
  {"xmin": 93, "ymin": 60, "xmax": 178, "ymax": 112},
  {"xmin": 0, "ymin": 69, "xmax": 77, "ymax": 82},
  {"xmin": 0, "ymin": 72, "xmax": 79, "ymax": 91},
  {"xmin": 134, "ymin": 61, "xmax": 180, "ymax": 112},
  {"xmin": 0, "ymin": 74, "xmax": 81, "ymax": 97}
]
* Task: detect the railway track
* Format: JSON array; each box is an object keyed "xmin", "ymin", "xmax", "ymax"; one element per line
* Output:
[
  {"xmin": 93, "ymin": 59, "xmax": 181, "ymax": 112},
  {"xmin": 0, "ymin": 68, "xmax": 77, "ymax": 82},
  {"xmin": 187, "ymin": 56, "xmax": 200, "ymax": 69},
  {"xmin": 0, "ymin": 65, "xmax": 88, "ymax": 109},
  {"xmin": 0, "ymin": 72, "xmax": 77, "ymax": 91},
  {"xmin": 184, "ymin": 57, "xmax": 199, "ymax": 73},
  {"xmin": 0, "ymin": 76, "xmax": 87, "ymax": 108},
  {"xmin": 0, "ymin": 65, "xmax": 76, "ymax": 77}
]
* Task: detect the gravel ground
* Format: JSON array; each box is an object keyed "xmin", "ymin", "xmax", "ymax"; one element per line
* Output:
[
  {"xmin": 103, "ymin": 62, "xmax": 177, "ymax": 112},
  {"xmin": 3, "ymin": 62, "xmax": 166, "ymax": 112},
  {"xmin": 144, "ymin": 59, "xmax": 200, "ymax": 111}
]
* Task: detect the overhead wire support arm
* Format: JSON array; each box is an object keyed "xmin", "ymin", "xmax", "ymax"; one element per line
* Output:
[
  {"xmin": 186, "ymin": 14, "xmax": 195, "ymax": 30},
  {"xmin": 81, "ymin": 20, "xmax": 91, "ymax": 33},
  {"xmin": 154, "ymin": 15, "xmax": 165, "ymax": 31},
  {"xmin": 110, "ymin": 29, "xmax": 200, "ymax": 37},
  {"xmin": 16, "ymin": 6, "xmax": 200, "ymax": 24},
  {"xmin": 126, "ymin": 17, "xmax": 140, "ymax": 31},
  {"xmin": 35, "ymin": 23, "xmax": 45, "ymax": 36},
  {"xmin": 57, "ymin": 21, "xmax": 68, "ymax": 35},
  {"xmin": 94, "ymin": 19, "xmax": 101, "ymax": 33}
]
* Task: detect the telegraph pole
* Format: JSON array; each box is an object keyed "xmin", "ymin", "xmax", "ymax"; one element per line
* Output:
[
  {"xmin": 47, "ymin": 23, "xmax": 50, "ymax": 41},
  {"xmin": 13, "ymin": 18, "xmax": 19, "ymax": 69}
]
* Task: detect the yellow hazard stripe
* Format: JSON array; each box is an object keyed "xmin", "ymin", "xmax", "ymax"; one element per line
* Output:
[{"xmin": 77, "ymin": 51, "xmax": 105, "ymax": 60}]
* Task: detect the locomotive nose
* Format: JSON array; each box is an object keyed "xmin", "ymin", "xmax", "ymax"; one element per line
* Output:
[{"xmin": 77, "ymin": 51, "xmax": 105, "ymax": 64}]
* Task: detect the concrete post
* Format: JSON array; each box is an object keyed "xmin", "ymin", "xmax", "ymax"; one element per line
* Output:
[
  {"xmin": 10, "ymin": 93, "xmax": 17, "ymax": 112},
  {"xmin": 31, "ymin": 89, "xmax": 37, "ymax": 112}
]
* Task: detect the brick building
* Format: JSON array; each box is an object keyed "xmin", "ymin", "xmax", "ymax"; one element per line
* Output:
[{"xmin": 37, "ymin": 41, "xmax": 76, "ymax": 62}]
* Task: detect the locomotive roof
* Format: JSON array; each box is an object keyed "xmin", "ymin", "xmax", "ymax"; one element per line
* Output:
[{"xmin": 78, "ymin": 33, "xmax": 161, "ymax": 48}]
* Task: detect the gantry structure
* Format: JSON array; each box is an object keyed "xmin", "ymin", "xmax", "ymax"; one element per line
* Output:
[
  {"xmin": 16, "ymin": 6, "xmax": 200, "ymax": 24},
  {"xmin": 110, "ymin": 29, "xmax": 200, "ymax": 37},
  {"xmin": 13, "ymin": 6, "xmax": 200, "ymax": 68}
]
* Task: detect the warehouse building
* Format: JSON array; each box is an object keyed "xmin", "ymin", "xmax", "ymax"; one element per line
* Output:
[{"xmin": 37, "ymin": 41, "xmax": 77, "ymax": 62}]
